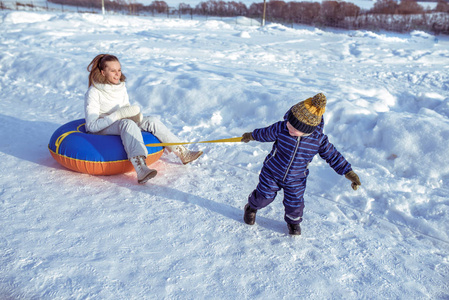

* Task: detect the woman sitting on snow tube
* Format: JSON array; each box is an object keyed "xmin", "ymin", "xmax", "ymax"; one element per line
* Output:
[
  {"xmin": 83, "ymin": 54, "xmax": 203, "ymax": 184},
  {"xmin": 50, "ymin": 54, "xmax": 203, "ymax": 184}
]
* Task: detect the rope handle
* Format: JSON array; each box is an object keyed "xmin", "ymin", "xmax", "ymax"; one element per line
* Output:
[
  {"xmin": 145, "ymin": 137, "xmax": 243, "ymax": 147},
  {"xmin": 55, "ymin": 123, "xmax": 85, "ymax": 154}
]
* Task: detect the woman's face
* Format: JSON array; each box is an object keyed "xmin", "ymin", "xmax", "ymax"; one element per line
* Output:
[
  {"xmin": 101, "ymin": 60, "xmax": 121, "ymax": 85},
  {"xmin": 286, "ymin": 121, "xmax": 306, "ymax": 137}
]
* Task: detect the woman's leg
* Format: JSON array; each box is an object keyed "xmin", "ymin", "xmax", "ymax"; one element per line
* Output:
[
  {"xmin": 97, "ymin": 119, "xmax": 156, "ymax": 183},
  {"xmin": 97, "ymin": 119, "xmax": 148, "ymax": 159},
  {"xmin": 139, "ymin": 116, "xmax": 202, "ymax": 164},
  {"xmin": 138, "ymin": 116, "xmax": 182, "ymax": 145}
]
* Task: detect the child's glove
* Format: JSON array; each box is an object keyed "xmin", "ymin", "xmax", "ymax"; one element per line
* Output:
[
  {"xmin": 111, "ymin": 105, "xmax": 141, "ymax": 121},
  {"xmin": 241, "ymin": 132, "xmax": 254, "ymax": 143},
  {"xmin": 345, "ymin": 170, "xmax": 361, "ymax": 191}
]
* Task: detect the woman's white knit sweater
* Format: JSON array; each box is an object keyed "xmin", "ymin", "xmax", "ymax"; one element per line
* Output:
[{"xmin": 84, "ymin": 82, "xmax": 130, "ymax": 133}]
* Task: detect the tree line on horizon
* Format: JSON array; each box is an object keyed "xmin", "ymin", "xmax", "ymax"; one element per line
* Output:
[{"xmin": 24, "ymin": 0, "xmax": 449, "ymax": 34}]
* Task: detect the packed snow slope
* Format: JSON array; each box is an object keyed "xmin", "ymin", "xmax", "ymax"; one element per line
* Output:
[{"xmin": 1, "ymin": 10, "xmax": 449, "ymax": 299}]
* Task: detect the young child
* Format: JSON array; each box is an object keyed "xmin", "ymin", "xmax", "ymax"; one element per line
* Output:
[
  {"xmin": 241, "ymin": 93, "xmax": 361, "ymax": 235},
  {"xmin": 85, "ymin": 54, "xmax": 202, "ymax": 184}
]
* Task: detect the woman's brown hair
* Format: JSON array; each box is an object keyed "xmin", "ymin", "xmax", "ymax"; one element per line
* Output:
[{"xmin": 87, "ymin": 54, "xmax": 126, "ymax": 87}]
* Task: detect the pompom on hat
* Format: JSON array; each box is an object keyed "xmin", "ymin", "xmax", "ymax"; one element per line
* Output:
[{"xmin": 287, "ymin": 93, "xmax": 327, "ymax": 134}]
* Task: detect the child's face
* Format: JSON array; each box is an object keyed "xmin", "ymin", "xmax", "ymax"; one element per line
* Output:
[
  {"xmin": 287, "ymin": 122, "xmax": 306, "ymax": 137},
  {"xmin": 101, "ymin": 60, "xmax": 122, "ymax": 85}
]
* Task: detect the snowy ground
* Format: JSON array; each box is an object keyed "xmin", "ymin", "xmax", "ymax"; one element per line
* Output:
[{"xmin": 1, "ymin": 10, "xmax": 449, "ymax": 299}]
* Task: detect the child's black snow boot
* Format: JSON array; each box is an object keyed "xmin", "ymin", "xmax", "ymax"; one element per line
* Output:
[
  {"xmin": 287, "ymin": 223, "xmax": 301, "ymax": 235},
  {"xmin": 243, "ymin": 203, "xmax": 257, "ymax": 225}
]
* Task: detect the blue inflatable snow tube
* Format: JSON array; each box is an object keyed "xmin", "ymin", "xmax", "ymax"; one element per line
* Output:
[{"xmin": 48, "ymin": 119, "xmax": 164, "ymax": 175}]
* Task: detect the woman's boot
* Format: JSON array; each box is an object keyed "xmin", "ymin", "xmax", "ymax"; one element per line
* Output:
[
  {"xmin": 130, "ymin": 156, "xmax": 157, "ymax": 184},
  {"xmin": 171, "ymin": 146, "xmax": 203, "ymax": 165}
]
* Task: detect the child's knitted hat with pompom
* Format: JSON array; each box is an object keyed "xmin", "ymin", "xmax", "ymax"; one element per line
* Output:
[{"xmin": 287, "ymin": 93, "xmax": 327, "ymax": 134}]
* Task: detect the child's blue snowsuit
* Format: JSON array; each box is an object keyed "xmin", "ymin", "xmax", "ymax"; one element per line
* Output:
[{"xmin": 248, "ymin": 112, "xmax": 352, "ymax": 225}]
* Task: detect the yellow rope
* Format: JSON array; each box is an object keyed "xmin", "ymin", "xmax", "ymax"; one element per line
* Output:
[
  {"xmin": 145, "ymin": 136, "xmax": 243, "ymax": 147},
  {"xmin": 56, "ymin": 122, "xmax": 242, "ymax": 150}
]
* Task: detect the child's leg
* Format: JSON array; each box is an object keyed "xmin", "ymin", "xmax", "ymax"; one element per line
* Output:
[
  {"xmin": 283, "ymin": 178, "xmax": 307, "ymax": 224},
  {"xmin": 96, "ymin": 119, "xmax": 148, "ymax": 158},
  {"xmin": 248, "ymin": 168, "xmax": 281, "ymax": 210},
  {"xmin": 244, "ymin": 170, "xmax": 280, "ymax": 225}
]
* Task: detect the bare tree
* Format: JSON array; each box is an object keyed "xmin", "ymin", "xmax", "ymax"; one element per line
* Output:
[
  {"xmin": 397, "ymin": 0, "xmax": 424, "ymax": 15},
  {"xmin": 370, "ymin": 0, "xmax": 399, "ymax": 14}
]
